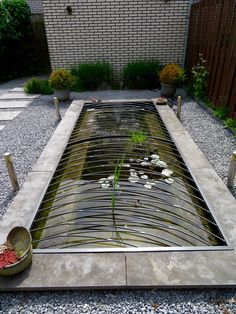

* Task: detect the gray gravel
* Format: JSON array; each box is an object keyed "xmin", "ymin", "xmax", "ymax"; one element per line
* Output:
[{"xmin": 0, "ymin": 82, "xmax": 236, "ymax": 313}]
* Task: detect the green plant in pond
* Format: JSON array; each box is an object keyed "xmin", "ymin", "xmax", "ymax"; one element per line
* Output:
[
  {"xmin": 24, "ymin": 77, "xmax": 53, "ymax": 95},
  {"xmin": 123, "ymin": 60, "xmax": 161, "ymax": 89},
  {"xmin": 213, "ymin": 106, "xmax": 228, "ymax": 120},
  {"xmin": 70, "ymin": 62, "xmax": 112, "ymax": 91},
  {"xmin": 191, "ymin": 55, "xmax": 209, "ymax": 101},
  {"xmin": 129, "ymin": 130, "xmax": 147, "ymax": 145},
  {"xmin": 111, "ymin": 154, "xmax": 126, "ymax": 245},
  {"xmin": 224, "ymin": 118, "xmax": 236, "ymax": 130}
]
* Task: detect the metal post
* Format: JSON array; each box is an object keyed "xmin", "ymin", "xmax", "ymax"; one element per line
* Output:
[
  {"xmin": 177, "ymin": 96, "xmax": 182, "ymax": 120},
  {"xmin": 54, "ymin": 97, "xmax": 61, "ymax": 121},
  {"xmin": 3, "ymin": 153, "xmax": 20, "ymax": 192},
  {"xmin": 227, "ymin": 151, "xmax": 236, "ymax": 188}
]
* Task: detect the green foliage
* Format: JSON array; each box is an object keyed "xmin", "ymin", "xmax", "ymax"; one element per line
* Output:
[
  {"xmin": 213, "ymin": 106, "xmax": 228, "ymax": 120},
  {"xmin": 129, "ymin": 130, "xmax": 147, "ymax": 144},
  {"xmin": 123, "ymin": 60, "xmax": 161, "ymax": 89},
  {"xmin": 191, "ymin": 55, "xmax": 209, "ymax": 101},
  {"xmin": 112, "ymin": 155, "xmax": 125, "ymax": 211},
  {"xmin": 224, "ymin": 118, "xmax": 236, "ymax": 130},
  {"xmin": 49, "ymin": 69, "xmax": 75, "ymax": 90},
  {"xmin": 0, "ymin": 0, "xmax": 35, "ymax": 82},
  {"xmin": 24, "ymin": 77, "xmax": 53, "ymax": 95},
  {"xmin": 70, "ymin": 62, "xmax": 112, "ymax": 91}
]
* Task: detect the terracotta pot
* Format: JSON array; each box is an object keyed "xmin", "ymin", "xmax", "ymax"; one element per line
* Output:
[
  {"xmin": 161, "ymin": 83, "xmax": 176, "ymax": 97},
  {"xmin": 54, "ymin": 89, "xmax": 70, "ymax": 101}
]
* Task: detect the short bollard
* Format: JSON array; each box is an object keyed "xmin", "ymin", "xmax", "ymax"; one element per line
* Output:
[
  {"xmin": 54, "ymin": 97, "xmax": 61, "ymax": 121},
  {"xmin": 3, "ymin": 153, "xmax": 20, "ymax": 192},
  {"xmin": 177, "ymin": 96, "xmax": 182, "ymax": 120},
  {"xmin": 227, "ymin": 151, "xmax": 236, "ymax": 188}
]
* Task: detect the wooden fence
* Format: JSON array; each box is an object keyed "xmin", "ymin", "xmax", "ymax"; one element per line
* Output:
[{"xmin": 185, "ymin": 0, "xmax": 236, "ymax": 117}]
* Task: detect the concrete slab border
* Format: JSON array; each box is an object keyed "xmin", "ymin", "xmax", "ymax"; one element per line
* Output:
[{"xmin": 0, "ymin": 99, "xmax": 236, "ymax": 290}]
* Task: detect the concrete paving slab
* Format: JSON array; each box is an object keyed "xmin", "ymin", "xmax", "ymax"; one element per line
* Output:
[
  {"xmin": 0, "ymin": 111, "xmax": 21, "ymax": 120},
  {"xmin": 0, "ymin": 253, "xmax": 126, "ymax": 290},
  {"xmin": 0, "ymin": 125, "xmax": 5, "ymax": 131},
  {"xmin": 126, "ymin": 250, "xmax": 236, "ymax": 287},
  {"xmin": 191, "ymin": 168, "xmax": 236, "ymax": 246},
  {"xmin": 0, "ymin": 100, "xmax": 31, "ymax": 108},
  {"xmin": 0, "ymin": 93, "xmax": 39, "ymax": 100},
  {"xmin": 32, "ymin": 101, "xmax": 84, "ymax": 173},
  {"xmin": 10, "ymin": 87, "xmax": 24, "ymax": 92}
]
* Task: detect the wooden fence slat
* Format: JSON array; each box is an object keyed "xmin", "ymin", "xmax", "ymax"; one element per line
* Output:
[
  {"xmin": 208, "ymin": 0, "xmax": 228, "ymax": 99},
  {"xmin": 219, "ymin": 4, "xmax": 236, "ymax": 107},
  {"xmin": 213, "ymin": 0, "xmax": 235, "ymax": 106}
]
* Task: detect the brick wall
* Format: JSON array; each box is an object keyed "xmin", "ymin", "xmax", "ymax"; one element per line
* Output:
[
  {"xmin": 42, "ymin": 0, "xmax": 190, "ymax": 79},
  {"xmin": 27, "ymin": 0, "xmax": 43, "ymax": 14}
]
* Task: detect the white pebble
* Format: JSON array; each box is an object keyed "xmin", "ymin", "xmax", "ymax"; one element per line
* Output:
[
  {"xmin": 141, "ymin": 161, "xmax": 149, "ymax": 166},
  {"xmin": 144, "ymin": 184, "xmax": 152, "ymax": 189},
  {"xmin": 141, "ymin": 175, "xmax": 148, "ymax": 180}
]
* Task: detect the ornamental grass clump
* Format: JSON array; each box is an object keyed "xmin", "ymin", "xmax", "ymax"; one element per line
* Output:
[
  {"xmin": 49, "ymin": 69, "xmax": 75, "ymax": 90},
  {"xmin": 160, "ymin": 63, "xmax": 186, "ymax": 86}
]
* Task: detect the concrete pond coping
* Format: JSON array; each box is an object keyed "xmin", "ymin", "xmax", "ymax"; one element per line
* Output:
[{"xmin": 0, "ymin": 99, "xmax": 236, "ymax": 290}]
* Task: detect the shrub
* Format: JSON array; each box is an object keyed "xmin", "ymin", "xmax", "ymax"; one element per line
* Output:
[
  {"xmin": 213, "ymin": 106, "xmax": 228, "ymax": 120},
  {"xmin": 71, "ymin": 62, "xmax": 112, "ymax": 91},
  {"xmin": 123, "ymin": 60, "xmax": 161, "ymax": 89},
  {"xmin": 49, "ymin": 69, "xmax": 75, "ymax": 90},
  {"xmin": 0, "ymin": 0, "xmax": 35, "ymax": 82},
  {"xmin": 191, "ymin": 55, "xmax": 209, "ymax": 101},
  {"xmin": 159, "ymin": 63, "xmax": 186, "ymax": 86},
  {"xmin": 24, "ymin": 77, "xmax": 53, "ymax": 95},
  {"xmin": 224, "ymin": 118, "xmax": 236, "ymax": 130}
]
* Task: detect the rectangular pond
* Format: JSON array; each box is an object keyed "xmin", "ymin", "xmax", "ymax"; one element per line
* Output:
[{"xmin": 30, "ymin": 101, "xmax": 227, "ymax": 251}]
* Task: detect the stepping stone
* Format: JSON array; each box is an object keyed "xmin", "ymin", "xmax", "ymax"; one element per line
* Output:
[
  {"xmin": 10, "ymin": 87, "xmax": 24, "ymax": 92},
  {"xmin": 0, "ymin": 111, "xmax": 21, "ymax": 120},
  {"xmin": 0, "ymin": 100, "xmax": 31, "ymax": 108},
  {"xmin": 0, "ymin": 93, "xmax": 39, "ymax": 100},
  {"xmin": 0, "ymin": 125, "xmax": 5, "ymax": 131}
]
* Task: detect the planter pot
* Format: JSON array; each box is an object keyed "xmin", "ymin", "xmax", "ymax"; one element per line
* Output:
[
  {"xmin": 0, "ymin": 226, "xmax": 32, "ymax": 276},
  {"xmin": 54, "ymin": 89, "xmax": 70, "ymax": 101},
  {"xmin": 161, "ymin": 83, "xmax": 176, "ymax": 97}
]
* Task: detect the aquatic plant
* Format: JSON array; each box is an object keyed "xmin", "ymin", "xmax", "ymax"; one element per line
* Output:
[{"xmin": 129, "ymin": 130, "xmax": 147, "ymax": 145}]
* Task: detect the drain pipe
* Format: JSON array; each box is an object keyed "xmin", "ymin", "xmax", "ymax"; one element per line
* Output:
[
  {"xmin": 3, "ymin": 153, "xmax": 19, "ymax": 192},
  {"xmin": 227, "ymin": 151, "xmax": 236, "ymax": 188},
  {"xmin": 54, "ymin": 97, "xmax": 61, "ymax": 122},
  {"xmin": 177, "ymin": 96, "xmax": 182, "ymax": 120}
]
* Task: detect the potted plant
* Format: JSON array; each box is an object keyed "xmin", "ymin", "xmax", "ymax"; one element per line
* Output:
[
  {"xmin": 159, "ymin": 63, "xmax": 186, "ymax": 97},
  {"xmin": 49, "ymin": 69, "xmax": 75, "ymax": 101}
]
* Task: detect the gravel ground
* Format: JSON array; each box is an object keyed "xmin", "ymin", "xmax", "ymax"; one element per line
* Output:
[{"xmin": 0, "ymin": 81, "xmax": 236, "ymax": 313}]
